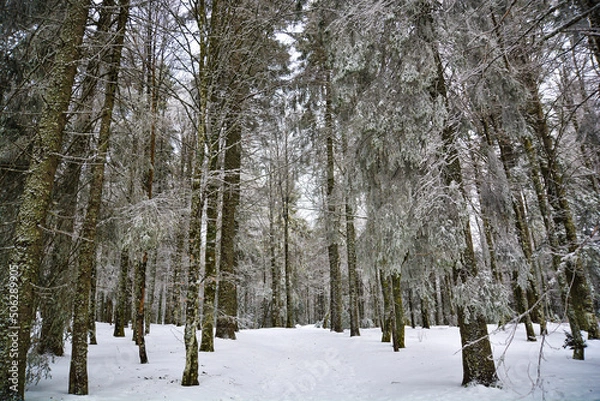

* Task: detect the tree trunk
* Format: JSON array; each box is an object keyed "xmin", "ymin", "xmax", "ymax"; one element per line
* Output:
[
  {"xmin": 167, "ymin": 228, "xmax": 185, "ymax": 326},
  {"xmin": 145, "ymin": 252, "xmax": 157, "ymax": 333},
  {"xmin": 420, "ymin": 0, "xmax": 497, "ymax": 382},
  {"xmin": 391, "ymin": 272, "xmax": 404, "ymax": 351},
  {"xmin": 269, "ymin": 175, "xmax": 282, "ymax": 327},
  {"xmin": 0, "ymin": 1, "xmax": 90, "ymax": 398},
  {"xmin": 69, "ymin": 0, "xmax": 129, "ymax": 393},
  {"xmin": 200, "ymin": 151, "xmax": 219, "ymax": 352},
  {"xmin": 346, "ymin": 202, "xmax": 360, "ymax": 337},
  {"xmin": 283, "ymin": 149, "xmax": 295, "ymax": 329},
  {"xmin": 181, "ymin": 126, "xmax": 204, "ymax": 385},
  {"xmin": 380, "ymin": 270, "xmax": 393, "ymax": 343},
  {"xmin": 491, "ymin": 123, "xmax": 539, "ymax": 341},
  {"xmin": 216, "ymin": 117, "xmax": 242, "ymax": 339},
  {"xmin": 38, "ymin": 133, "xmax": 87, "ymax": 357},
  {"xmin": 113, "ymin": 249, "xmax": 129, "ymax": 337},
  {"xmin": 88, "ymin": 259, "xmax": 98, "ymax": 345},
  {"xmin": 134, "ymin": 255, "xmax": 149, "ymax": 364},
  {"xmin": 525, "ymin": 82, "xmax": 599, "ymax": 347},
  {"xmin": 324, "ymin": 71, "xmax": 343, "ymax": 333}
]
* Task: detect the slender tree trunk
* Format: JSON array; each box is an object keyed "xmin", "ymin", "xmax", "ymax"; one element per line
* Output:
[
  {"xmin": 200, "ymin": 135, "xmax": 220, "ymax": 352},
  {"xmin": 181, "ymin": 134, "xmax": 204, "ymax": 386},
  {"xmin": 408, "ymin": 289, "xmax": 416, "ymax": 329},
  {"xmin": 282, "ymin": 131, "xmax": 295, "ymax": 329},
  {"xmin": 391, "ymin": 272, "xmax": 404, "ymax": 351},
  {"xmin": 380, "ymin": 269, "xmax": 393, "ymax": 343},
  {"xmin": 145, "ymin": 252, "xmax": 157, "ymax": 332},
  {"xmin": 324, "ymin": 71, "xmax": 343, "ymax": 333},
  {"xmin": 525, "ymin": 82, "xmax": 599, "ymax": 348},
  {"xmin": 88, "ymin": 259, "xmax": 98, "ymax": 345},
  {"xmin": 346, "ymin": 203, "xmax": 360, "ymax": 337},
  {"xmin": 420, "ymin": 296, "xmax": 430, "ymax": 330},
  {"xmin": 134, "ymin": 255, "xmax": 149, "ymax": 364},
  {"xmin": 113, "ymin": 249, "xmax": 129, "ymax": 337},
  {"xmin": 269, "ymin": 176, "xmax": 281, "ymax": 327},
  {"xmin": 491, "ymin": 123, "xmax": 539, "ymax": 341},
  {"xmin": 69, "ymin": 0, "xmax": 129, "ymax": 393},
  {"xmin": 167, "ymin": 228, "xmax": 185, "ymax": 326}
]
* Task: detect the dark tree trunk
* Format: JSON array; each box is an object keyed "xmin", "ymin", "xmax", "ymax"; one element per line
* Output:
[
  {"xmin": 200, "ymin": 148, "xmax": 219, "ymax": 352},
  {"xmin": 1, "ymin": 0, "xmax": 90, "ymax": 398},
  {"xmin": 346, "ymin": 203, "xmax": 360, "ymax": 337},
  {"xmin": 113, "ymin": 249, "xmax": 129, "ymax": 337},
  {"xmin": 134, "ymin": 255, "xmax": 149, "ymax": 364},
  {"xmin": 325, "ymin": 71, "xmax": 343, "ymax": 333},
  {"xmin": 69, "ymin": 0, "xmax": 129, "ymax": 393},
  {"xmin": 391, "ymin": 272, "xmax": 404, "ymax": 351},
  {"xmin": 216, "ymin": 116, "xmax": 242, "ymax": 339},
  {"xmin": 380, "ymin": 270, "xmax": 393, "ymax": 343}
]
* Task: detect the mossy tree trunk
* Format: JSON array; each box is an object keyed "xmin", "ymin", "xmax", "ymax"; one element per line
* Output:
[
  {"xmin": 391, "ymin": 272, "xmax": 405, "ymax": 351},
  {"xmin": 1, "ymin": 1, "xmax": 90, "ymax": 399},
  {"xmin": 524, "ymin": 80, "xmax": 599, "ymax": 351},
  {"xmin": 379, "ymin": 269, "xmax": 393, "ymax": 343},
  {"xmin": 216, "ymin": 112, "xmax": 241, "ymax": 339},
  {"xmin": 68, "ymin": 0, "xmax": 130, "ymax": 394}
]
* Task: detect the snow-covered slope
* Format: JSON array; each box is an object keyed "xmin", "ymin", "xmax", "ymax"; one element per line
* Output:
[{"xmin": 26, "ymin": 322, "xmax": 600, "ymax": 401}]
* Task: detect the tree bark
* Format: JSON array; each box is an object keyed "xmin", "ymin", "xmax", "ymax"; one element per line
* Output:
[
  {"xmin": 216, "ymin": 116, "xmax": 242, "ymax": 339},
  {"xmin": 69, "ymin": 0, "xmax": 129, "ymax": 393},
  {"xmin": 422, "ymin": 0, "xmax": 498, "ymax": 383},
  {"xmin": 524, "ymin": 81, "xmax": 599, "ymax": 348},
  {"xmin": 200, "ymin": 163, "xmax": 219, "ymax": 352},
  {"xmin": 134, "ymin": 255, "xmax": 149, "ymax": 364},
  {"xmin": 346, "ymin": 202, "xmax": 360, "ymax": 337},
  {"xmin": 324, "ymin": 70, "xmax": 343, "ymax": 333},
  {"xmin": 0, "ymin": 0, "xmax": 89, "ymax": 398},
  {"xmin": 380, "ymin": 270, "xmax": 393, "ymax": 343},
  {"xmin": 391, "ymin": 272, "xmax": 404, "ymax": 351},
  {"xmin": 113, "ymin": 249, "xmax": 129, "ymax": 337}
]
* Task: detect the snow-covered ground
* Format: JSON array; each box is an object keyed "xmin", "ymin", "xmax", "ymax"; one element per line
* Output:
[{"xmin": 26, "ymin": 322, "xmax": 600, "ymax": 401}]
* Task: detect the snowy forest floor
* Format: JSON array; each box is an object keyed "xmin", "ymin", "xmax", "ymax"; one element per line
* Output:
[{"xmin": 27, "ymin": 322, "xmax": 600, "ymax": 401}]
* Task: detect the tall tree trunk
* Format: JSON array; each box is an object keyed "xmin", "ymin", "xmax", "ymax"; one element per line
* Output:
[
  {"xmin": 113, "ymin": 249, "xmax": 129, "ymax": 337},
  {"xmin": 145, "ymin": 252, "xmax": 157, "ymax": 332},
  {"xmin": 283, "ymin": 133, "xmax": 295, "ymax": 329},
  {"xmin": 491, "ymin": 122, "xmax": 539, "ymax": 341},
  {"xmin": 346, "ymin": 202, "xmax": 360, "ymax": 337},
  {"xmin": 324, "ymin": 71, "xmax": 343, "ymax": 333},
  {"xmin": 69, "ymin": 0, "xmax": 129, "ymax": 394},
  {"xmin": 0, "ymin": 0, "xmax": 89, "ymax": 398},
  {"xmin": 88, "ymin": 259, "xmax": 98, "ymax": 345},
  {"xmin": 37, "ymin": 10, "xmax": 110, "ymax": 351},
  {"xmin": 181, "ymin": 132, "xmax": 204, "ymax": 386},
  {"xmin": 134, "ymin": 255, "xmax": 149, "ymax": 364},
  {"xmin": 200, "ymin": 168, "xmax": 219, "ymax": 352},
  {"xmin": 216, "ymin": 117, "xmax": 242, "ymax": 339},
  {"xmin": 525, "ymin": 82, "xmax": 599, "ymax": 349},
  {"xmin": 167, "ymin": 227, "xmax": 185, "ymax": 326},
  {"xmin": 269, "ymin": 173, "xmax": 282, "ymax": 327},
  {"xmin": 418, "ymin": 0, "xmax": 497, "ymax": 382},
  {"xmin": 38, "ymin": 134, "xmax": 88, "ymax": 357},
  {"xmin": 391, "ymin": 272, "xmax": 404, "ymax": 351},
  {"xmin": 380, "ymin": 269, "xmax": 393, "ymax": 343}
]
